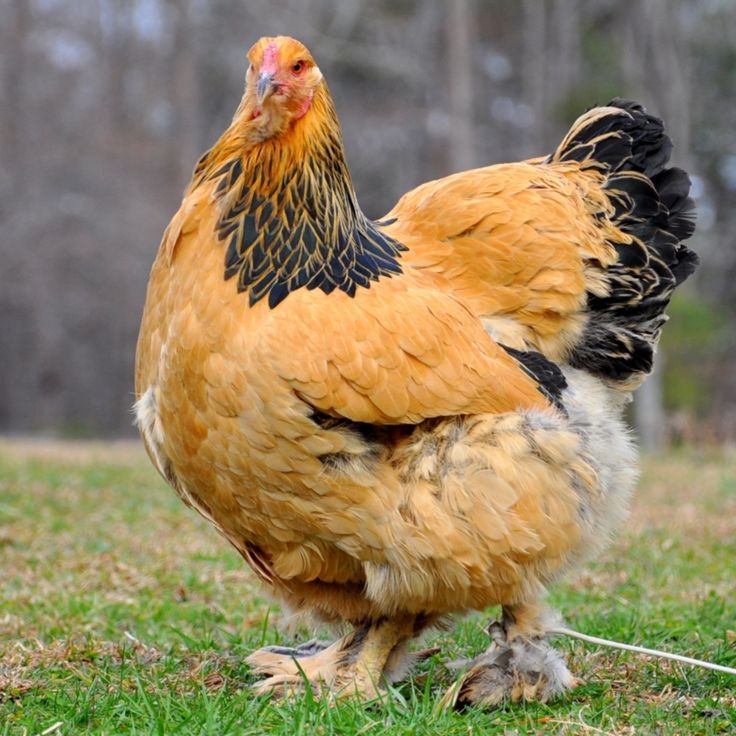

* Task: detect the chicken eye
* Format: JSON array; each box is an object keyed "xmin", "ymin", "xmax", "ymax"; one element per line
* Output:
[{"xmin": 291, "ymin": 61, "xmax": 305, "ymax": 75}]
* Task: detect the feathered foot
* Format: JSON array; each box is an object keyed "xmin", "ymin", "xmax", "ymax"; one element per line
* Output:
[
  {"xmin": 444, "ymin": 602, "xmax": 580, "ymax": 709},
  {"xmin": 247, "ymin": 615, "xmax": 419, "ymax": 701}
]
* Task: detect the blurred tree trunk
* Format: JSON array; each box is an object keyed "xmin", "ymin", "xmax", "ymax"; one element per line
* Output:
[
  {"xmin": 522, "ymin": 0, "xmax": 581, "ymax": 153},
  {"xmin": 552, "ymin": 0, "xmax": 581, "ymax": 101},
  {"xmin": 1, "ymin": 0, "xmax": 29, "ymax": 195},
  {"xmin": 0, "ymin": 0, "xmax": 31, "ymax": 428},
  {"xmin": 521, "ymin": 0, "xmax": 547, "ymax": 154},
  {"xmin": 636, "ymin": 362, "xmax": 667, "ymax": 451},
  {"xmin": 167, "ymin": 0, "xmax": 202, "ymax": 185},
  {"xmin": 446, "ymin": 0, "xmax": 476, "ymax": 172},
  {"xmin": 102, "ymin": 0, "xmax": 134, "ymax": 133}
]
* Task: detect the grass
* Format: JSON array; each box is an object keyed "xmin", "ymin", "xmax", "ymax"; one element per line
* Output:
[{"xmin": 0, "ymin": 439, "xmax": 734, "ymax": 735}]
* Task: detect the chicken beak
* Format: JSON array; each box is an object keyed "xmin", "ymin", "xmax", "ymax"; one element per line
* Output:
[{"xmin": 256, "ymin": 72, "xmax": 276, "ymax": 104}]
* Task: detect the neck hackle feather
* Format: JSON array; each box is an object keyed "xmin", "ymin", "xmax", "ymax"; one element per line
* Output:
[{"xmin": 189, "ymin": 83, "xmax": 406, "ymax": 309}]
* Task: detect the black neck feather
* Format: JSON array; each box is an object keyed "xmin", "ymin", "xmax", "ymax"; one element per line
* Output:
[{"xmin": 204, "ymin": 120, "xmax": 406, "ymax": 309}]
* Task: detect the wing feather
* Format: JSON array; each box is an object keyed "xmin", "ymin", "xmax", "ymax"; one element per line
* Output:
[
  {"xmin": 383, "ymin": 162, "xmax": 620, "ymax": 359},
  {"xmin": 260, "ymin": 270, "xmax": 554, "ymax": 425}
]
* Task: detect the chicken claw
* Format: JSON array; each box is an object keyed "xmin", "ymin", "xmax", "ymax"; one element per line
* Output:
[{"xmin": 247, "ymin": 616, "xmax": 417, "ymax": 701}]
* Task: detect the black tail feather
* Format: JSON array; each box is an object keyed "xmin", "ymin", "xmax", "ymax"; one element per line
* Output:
[{"xmin": 550, "ymin": 98, "xmax": 698, "ymax": 387}]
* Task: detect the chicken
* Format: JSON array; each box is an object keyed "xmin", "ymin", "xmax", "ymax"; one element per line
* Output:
[{"xmin": 134, "ymin": 36, "xmax": 696, "ymax": 706}]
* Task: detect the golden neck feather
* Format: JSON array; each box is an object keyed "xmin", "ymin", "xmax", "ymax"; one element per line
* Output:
[{"xmin": 189, "ymin": 84, "xmax": 406, "ymax": 309}]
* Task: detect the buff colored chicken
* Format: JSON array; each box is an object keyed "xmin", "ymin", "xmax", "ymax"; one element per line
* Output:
[{"xmin": 135, "ymin": 36, "xmax": 696, "ymax": 706}]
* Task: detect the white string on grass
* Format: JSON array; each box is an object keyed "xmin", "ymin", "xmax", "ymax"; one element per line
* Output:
[{"xmin": 550, "ymin": 626, "xmax": 736, "ymax": 676}]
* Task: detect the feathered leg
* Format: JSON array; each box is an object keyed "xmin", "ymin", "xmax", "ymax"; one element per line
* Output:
[
  {"xmin": 340, "ymin": 616, "xmax": 415, "ymax": 698},
  {"xmin": 446, "ymin": 601, "xmax": 579, "ymax": 708},
  {"xmin": 247, "ymin": 615, "xmax": 417, "ymax": 700}
]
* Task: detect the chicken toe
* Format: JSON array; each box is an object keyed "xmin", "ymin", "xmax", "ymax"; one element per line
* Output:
[{"xmin": 247, "ymin": 616, "xmax": 417, "ymax": 701}]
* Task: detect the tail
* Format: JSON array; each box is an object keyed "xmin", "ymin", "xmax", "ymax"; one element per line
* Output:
[{"xmin": 548, "ymin": 98, "xmax": 698, "ymax": 389}]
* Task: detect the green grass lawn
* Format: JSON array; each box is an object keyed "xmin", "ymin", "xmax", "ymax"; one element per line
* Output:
[{"xmin": 0, "ymin": 440, "xmax": 734, "ymax": 735}]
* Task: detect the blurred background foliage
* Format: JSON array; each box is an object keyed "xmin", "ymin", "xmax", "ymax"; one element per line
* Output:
[{"xmin": 0, "ymin": 0, "xmax": 734, "ymax": 444}]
